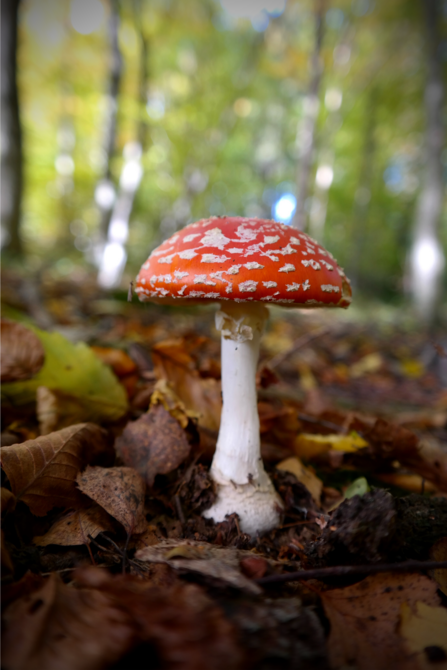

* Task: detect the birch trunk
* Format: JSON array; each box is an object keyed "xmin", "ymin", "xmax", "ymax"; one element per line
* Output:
[
  {"xmin": 407, "ymin": 0, "xmax": 445, "ymax": 325},
  {"xmin": 1, "ymin": 0, "xmax": 23, "ymax": 258}
]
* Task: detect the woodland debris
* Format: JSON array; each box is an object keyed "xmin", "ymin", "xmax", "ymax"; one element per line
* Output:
[
  {"xmin": 0, "ymin": 423, "xmax": 112, "ymax": 516},
  {"xmin": 115, "ymin": 404, "xmax": 190, "ymax": 487},
  {"xmin": 76, "ymin": 466, "xmax": 146, "ymax": 536},
  {"xmin": 320, "ymin": 571, "xmax": 444, "ymax": 670}
]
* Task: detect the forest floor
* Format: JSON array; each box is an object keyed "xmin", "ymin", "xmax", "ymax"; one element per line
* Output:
[{"xmin": 1, "ymin": 268, "xmax": 447, "ymax": 670}]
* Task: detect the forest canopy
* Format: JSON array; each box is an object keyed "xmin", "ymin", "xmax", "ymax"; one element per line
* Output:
[{"xmin": 1, "ymin": 0, "xmax": 446, "ymax": 316}]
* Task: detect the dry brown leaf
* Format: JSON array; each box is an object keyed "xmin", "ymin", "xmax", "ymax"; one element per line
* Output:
[
  {"xmin": 352, "ymin": 417, "xmax": 447, "ymax": 491},
  {"xmin": 0, "ymin": 423, "xmax": 111, "ymax": 516},
  {"xmin": 136, "ymin": 539, "xmax": 269, "ymax": 594},
  {"xmin": 115, "ymin": 404, "xmax": 190, "ymax": 487},
  {"xmin": 400, "ymin": 601, "xmax": 447, "ymax": 669},
  {"xmin": 33, "ymin": 505, "xmax": 116, "ymax": 547},
  {"xmin": 76, "ymin": 466, "xmax": 146, "ymax": 535},
  {"xmin": 75, "ymin": 567, "xmax": 243, "ymax": 670},
  {"xmin": 1, "ymin": 572, "xmax": 137, "ymax": 670},
  {"xmin": 321, "ymin": 571, "xmax": 441, "ymax": 670},
  {"xmin": 152, "ymin": 338, "xmax": 222, "ymax": 431},
  {"xmin": 0, "ymin": 319, "xmax": 45, "ymax": 383}
]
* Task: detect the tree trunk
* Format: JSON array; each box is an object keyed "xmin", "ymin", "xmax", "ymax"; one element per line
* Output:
[
  {"xmin": 95, "ymin": 0, "xmax": 123, "ymax": 249},
  {"xmin": 1, "ymin": 0, "xmax": 23, "ymax": 258},
  {"xmin": 292, "ymin": 0, "xmax": 326, "ymax": 231},
  {"xmin": 349, "ymin": 87, "xmax": 377, "ymax": 291},
  {"xmin": 407, "ymin": 0, "xmax": 445, "ymax": 325},
  {"xmin": 97, "ymin": 0, "xmax": 149, "ymax": 288}
]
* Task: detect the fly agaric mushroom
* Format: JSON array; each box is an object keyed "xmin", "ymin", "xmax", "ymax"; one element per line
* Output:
[{"xmin": 136, "ymin": 216, "xmax": 351, "ymax": 535}]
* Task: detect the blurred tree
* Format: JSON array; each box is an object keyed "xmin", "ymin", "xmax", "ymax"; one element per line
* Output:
[
  {"xmin": 348, "ymin": 86, "xmax": 377, "ymax": 290},
  {"xmin": 292, "ymin": 0, "xmax": 326, "ymax": 231},
  {"xmin": 407, "ymin": 0, "xmax": 445, "ymax": 325},
  {"xmin": 1, "ymin": 0, "xmax": 23, "ymax": 258},
  {"xmin": 98, "ymin": 0, "xmax": 149, "ymax": 288},
  {"xmin": 10, "ymin": 0, "xmax": 447, "ymax": 315},
  {"xmin": 94, "ymin": 0, "xmax": 123, "ymax": 258}
]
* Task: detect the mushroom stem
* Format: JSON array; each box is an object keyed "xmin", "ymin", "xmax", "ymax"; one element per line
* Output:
[{"xmin": 203, "ymin": 302, "xmax": 283, "ymax": 535}]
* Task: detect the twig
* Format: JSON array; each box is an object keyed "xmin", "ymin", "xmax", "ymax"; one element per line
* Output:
[
  {"xmin": 174, "ymin": 495, "xmax": 186, "ymax": 525},
  {"xmin": 256, "ymin": 560, "xmax": 447, "ymax": 586},
  {"xmin": 94, "ymin": 533, "xmax": 146, "ymax": 577}
]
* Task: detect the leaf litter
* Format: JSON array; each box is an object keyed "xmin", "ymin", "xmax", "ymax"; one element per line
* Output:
[{"xmin": 1, "ymin": 287, "xmax": 447, "ymax": 669}]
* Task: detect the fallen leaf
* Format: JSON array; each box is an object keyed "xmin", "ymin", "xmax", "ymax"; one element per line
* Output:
[
  {"xmin": 352, "ymin": 418, "xmax": 447, "ymax": 491},
  {"xmin": 276, "ymin": 456, "xmax": 323, "ymax": 505},
  {"xmin": 150, "ymin": 378, "xmax": 199, "ymax": 428},
  {"xmin": 321, "ymin": 572, "xmax": 441, "ymax": 670},
  {"xmin": 344, "ymin": 476, "xmax": 370, "ymax": 499},
  {"xmin": 90, "ymin": 346, "xmax": 137, "ymax": 377},
  {"xmin": 1, "ymin": 572, "xmax": 137, "ymax": 670},
  {"xmin": 0, "ymin": 319, "xmax": 45, "ymax": 382},
  {"xmin": 152, "ymin": 338, "xmax": 222, "ymax": 431},
  {"xmin": 33, "ymin": 505, "xmax": 116, "ymax": 546},
  {"xmin": 430, "ymin": 537, "xmax": 447, "ymax": 596},
  {"xmin": 136, "ymin": 539, "xmax": 263, "ymax": 594},
  {"xmin": 400, "ymin": 601, "xmax": 447, "ymax": 669},
  {"xmin": 0, "ymin": 424, "xmax": 111, "ymax": 516},
  {"xmin": 76, "ymin": 466, "xmax": 146, "ymax": 535},
  {"xmin": 115, "ymin": 404, "xmax": 190, "ymax": 487},
  {"xmin": 294, "ymin": 431, "xmax": 368, "ymax": 460},
  {"xmin": 349, "ymin": 352, "xmax": 383, "ymax": 377},
  {"xmin": 36, "ymin": 386, "xmax": 110, "ymax": 435},
  {"xmin": 75, "ymin": 567, "xmax": 243, "ymax": 670},
  {"xmin": 326, "ymin": 476, "xmax": 370, "ymax": 513},
  {"xmin": 1, "ymin": 322, "xmax": 128, "ymax": 423},
  {"xmin": 377, "ymin": 472, "xmax": 437, "ymax": 493}
]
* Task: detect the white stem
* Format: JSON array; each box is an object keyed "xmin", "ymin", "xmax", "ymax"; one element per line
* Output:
[{"xmin": 203, "ymin": 303, "xmax": 283, "ymax": 535}]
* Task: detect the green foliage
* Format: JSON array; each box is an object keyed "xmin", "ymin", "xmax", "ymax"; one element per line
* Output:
[
  {"xmin": 16, "ymin": 0, "xmax": 447, "ymax": 300},
  {"xmin": 2, "ymin": 323, "xmax": 128, "ymax": 421}
]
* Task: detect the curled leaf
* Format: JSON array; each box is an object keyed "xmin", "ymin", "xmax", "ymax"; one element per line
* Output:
[
  {"xmin": 33, "ymin": 505, "xmax": 116, "ymax": 547},
  {"xmin": 1, "ymin": 320, "xmax": 45, "ymax": 383},
  {"xmin": 76, "ymin": 466, "xmax": 146, "ymax": 536},
  {"xmin": 115, "ymin": 404, "xmax": 190, "ymax": 487}
]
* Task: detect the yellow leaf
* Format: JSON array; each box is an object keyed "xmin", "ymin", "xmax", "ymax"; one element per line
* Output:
[
  {"xmin": 276, "ymin": 456, "xmax": 323, "ymax": 504},
  {"xmin": 1, "ymin": 322, "xmax": 128, "ymax": 424},
  {"xmin": 350, "ymin": 353, "xmax": 383, "ymax": 377},
  {"xmin": 400, "ymin": 358, "xmax": 425, "ymax": 378},
  {"xmin": 294, "ymin": 432, "xmax": 368, "ymax": 459},
  {"xmin": 400, "ymin": 601, "xmax": 447, "ymax": 660}
]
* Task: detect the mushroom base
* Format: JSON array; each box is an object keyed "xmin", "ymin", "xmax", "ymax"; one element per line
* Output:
[{"xmin": 203, "ymin": 480, "xmax": 282, "ymax": 536}]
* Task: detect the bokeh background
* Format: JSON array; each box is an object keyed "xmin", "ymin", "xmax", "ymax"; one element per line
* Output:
[{"xmin": 1, "ymin": 0, "xmax": 446, "ymax": 325}]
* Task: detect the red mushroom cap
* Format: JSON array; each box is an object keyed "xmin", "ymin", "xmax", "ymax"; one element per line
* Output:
[{"xmin": 136, "ymin": 216, "xmax": 352, "ymax": 308}]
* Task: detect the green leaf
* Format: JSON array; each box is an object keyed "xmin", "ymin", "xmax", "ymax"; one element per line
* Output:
[
  {"xmin": 1, "ymin": 323, "xmax": 128, "ymax": 423},
  {"xmin": 344, "ymin": 477, "xmax": 370, "ymax": 500}
]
